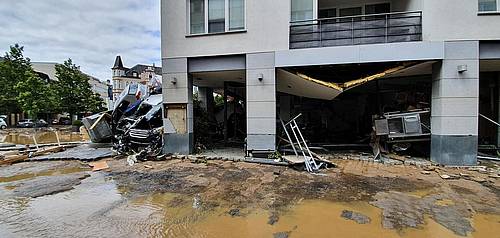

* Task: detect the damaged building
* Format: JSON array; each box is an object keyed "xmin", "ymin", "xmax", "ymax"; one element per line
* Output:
[{"xmin": 158, "ymin": 0, "xmax": 500, "ymax": 166}]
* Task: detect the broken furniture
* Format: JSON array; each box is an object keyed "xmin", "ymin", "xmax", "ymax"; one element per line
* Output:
[
  {"xmin": 373, "ymin": 109, "xmax": 430, "ymax": 154},
  {"xmin": 375, "ymin": 109, "xmax": 431, "ymax": 141},
  {"xmin": 82, "ymin": 112, "xmax": 113, "ymax": 143}
]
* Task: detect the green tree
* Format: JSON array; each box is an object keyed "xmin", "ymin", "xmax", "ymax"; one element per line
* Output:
[
  {"xmin": 14, "ymin": 71, "xmax": 55, "ymax": 119},
  {"xmin": 53, "ymin": 59, "xmax": 105, "ymax": 118},
  {"xmin": 0, "ymin": 44, "xmax": 31, "ymax": 115}
]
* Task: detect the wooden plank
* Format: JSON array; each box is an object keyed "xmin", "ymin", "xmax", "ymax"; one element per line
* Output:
[
  {"xmin": 30, "ymin": 146, "xmax": 65, "ymax": 157},
  {"xmin": 282, "ymin": 155, "xmax": 305, "ymax": 164},
  {"xmin": 89, "ymin": 161, "xmax": 109, "ymax": 171},
  {"xmin": 0, "ymin": 154, "xmax": 28, "ymax": 165}
]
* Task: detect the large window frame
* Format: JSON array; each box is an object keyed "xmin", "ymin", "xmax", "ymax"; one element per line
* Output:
[
  {"xmin": 478, "ymin": 0, "xmax": 500, "ymax": 13},
  {"xmin": 187, "ymin": 0, "xmax": 247, "ymax": 36},
  {"xmin": 317, "ymin": 2, "xmax": 391, "ymax": 20}
]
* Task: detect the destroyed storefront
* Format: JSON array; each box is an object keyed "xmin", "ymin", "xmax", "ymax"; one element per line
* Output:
[{"xmin": 277, "ymin": 61, "xmax": 433, "ymax": 160}]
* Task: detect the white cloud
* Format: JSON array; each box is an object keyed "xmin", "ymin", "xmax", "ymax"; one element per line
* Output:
[{"xmin": 0, "ymin": 0, "xmax": 161, "ymax": 81}]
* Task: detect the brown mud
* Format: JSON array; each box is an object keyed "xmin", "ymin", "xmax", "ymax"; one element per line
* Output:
[{"xmin": 0, "ymin": 157, "xmax": 499, "ymax": 237}]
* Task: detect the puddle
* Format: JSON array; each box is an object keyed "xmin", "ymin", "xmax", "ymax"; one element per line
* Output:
[
  {"xmin": 408, "ymin": 187, "xmax": 436, "ymax": 198},
  {"xmin": 3, "ymin": 131, "xmax": 85, "ymax": 145},
  {"xmin": 0, "ymin": 173, "xmax": 499, "ymax": 238},
  {"xmin": 0, "ymin": 167, "xmax": 90, "ymax": 183}
]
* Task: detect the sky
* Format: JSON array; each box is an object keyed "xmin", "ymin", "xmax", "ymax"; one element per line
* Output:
[{"xmin": 0, "ymin": 0, "xmax": 161, "ymax": 81}]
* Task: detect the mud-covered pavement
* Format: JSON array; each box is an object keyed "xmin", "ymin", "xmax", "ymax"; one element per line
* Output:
[{"xmin": 0, "ymin": 157, "xmax": 499, "ymax": 238}]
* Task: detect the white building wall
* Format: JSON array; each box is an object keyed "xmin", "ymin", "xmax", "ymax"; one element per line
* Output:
[
  {"xmin": 422, "ymin": 0, "xmax": 500, "ymax": 41},
  {"xmin": 161, "ymin": 0, "xmax": 290, "ymax": 58}
]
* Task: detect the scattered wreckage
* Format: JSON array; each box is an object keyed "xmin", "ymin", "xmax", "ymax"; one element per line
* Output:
[{"xmin": 84, "ymin": 82, "xmax": 164, "ymax": 161}]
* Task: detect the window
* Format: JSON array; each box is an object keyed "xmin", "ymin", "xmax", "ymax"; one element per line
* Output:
[
  {"xmin": 209, "ymin": 0, "xmax": 225, "ymax": 33},
  {"xmin": 229, "ymin": 0, "xmax": 245, "ymax": 30},
  {"xmin": 339, "ymin": 7, "xmax": 362, "ymax": 17},
  {"xmin": 190, "ymin": 0, "xmax": 205, "ymax": 34},
  {"xmin": 188, "ymin": 0, "xmax": 246, "ymax": 35},
  {"xmin": 365, "ymin": 3, "xmax": 390, "ymax": 15},
  {"xmin": 319, "ymin": 8, "xmax": 336, "ymax": 18},
  {"xmin": 291, "ymin": 0, "xmax": 314, "ymax": 21},
  {"xmin": 479, "ymin": 0, "xmax": 498, "ymax": 11}
]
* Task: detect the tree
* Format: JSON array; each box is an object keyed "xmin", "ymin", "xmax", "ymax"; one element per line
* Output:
[
  {"xmin": 14, "ymin": 71, "xmax": 56, "ymax": 119},
  {"xmin": 0, "ymin": 44, "xmax": 31, "ymax": 115},
  {"xmin": 53, "ymin": 59, "xmax": 105, "ymax": 118}
]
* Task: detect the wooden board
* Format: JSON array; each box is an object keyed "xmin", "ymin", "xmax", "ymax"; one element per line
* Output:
[
  {"xmin": 0, "ymin": 154, "xmax": 28, "ymax": 165},
  {"xmin": 282, "ymin": 155, "xmax": 306, "ymax": 164},
  {"xmin": 89, "ymin": 161, "xmax": 109, "ymax": 171}
]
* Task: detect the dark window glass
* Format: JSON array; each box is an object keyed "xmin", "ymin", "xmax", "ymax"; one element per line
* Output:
[{"xmin": 319, "ymin": 8, "xmax": 336, "ymax": 18}]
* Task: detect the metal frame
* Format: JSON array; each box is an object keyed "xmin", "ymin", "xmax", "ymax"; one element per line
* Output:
[
  {"xmin": 290, "ymin": 11, "xmax": 422, "ymax": 49},
  {"xmin": 281, "ymin": 114, "xmax": 322, "ymax": 173}
]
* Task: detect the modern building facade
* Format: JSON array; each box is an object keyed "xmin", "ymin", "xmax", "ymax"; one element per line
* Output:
[{"xmin": 161, "ymin": 0, "xmax": 500, "ymax": 165}]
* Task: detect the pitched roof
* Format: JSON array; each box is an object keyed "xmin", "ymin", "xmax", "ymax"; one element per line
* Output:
[
  {"xmin": 125, "ymin": 64, "xmax": 162, "ymax": 78},
  {"xmin": 112, "ymin": 56, "xmax": 127, "ymax": 70}
]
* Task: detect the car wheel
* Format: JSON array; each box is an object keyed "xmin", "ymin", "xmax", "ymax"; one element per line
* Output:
[{"xmin": 0, "ymin": 125, "xmax": 6, "ymax": 129}]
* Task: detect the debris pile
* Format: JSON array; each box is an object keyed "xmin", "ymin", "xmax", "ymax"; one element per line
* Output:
[{"xmin": 84, "ymin": 81, "xmax": 164, "ymax": 161}]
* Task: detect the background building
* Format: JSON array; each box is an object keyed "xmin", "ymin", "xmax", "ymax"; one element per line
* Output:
[
  {"xmin": 111, "ymin": 56, "xmax": 162, "ymax": 101},
  {"xmin": 31, "ymin": 62, "xmax": 112, "ymax": 110}
]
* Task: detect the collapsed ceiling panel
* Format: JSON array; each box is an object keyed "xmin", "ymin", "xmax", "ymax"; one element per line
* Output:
[
  {"xmin": 277, "ymin": 69, "xmax": 342, "ymax": 100},
  {"xmin": 278, "ymin": 61, "xmax": 431, "ymax": 100}
]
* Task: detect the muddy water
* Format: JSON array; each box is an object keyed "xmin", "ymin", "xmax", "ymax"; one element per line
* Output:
[
  {"xmin": 0, "ymin": 167, "xmax": 90, "ymax": 183},
  {"xmin": 1, "ymin": 173, "xmax": 499, "ymax": 238},
  {"xmin": 3, "ymin": 131, "xmax": 85, "ymax": 145}
]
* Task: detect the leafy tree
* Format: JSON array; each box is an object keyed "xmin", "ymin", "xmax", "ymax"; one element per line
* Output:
[
  {"xmin": 15, "ymin": 71, "xmax": 55, "ymax": 119},
  {"xmin": 0, "ymin": 44, "xmax": 31, "ymax": 114},
  {"xmin": 53, "ymin": 59, "xmax": 105, "ymax": 118}
]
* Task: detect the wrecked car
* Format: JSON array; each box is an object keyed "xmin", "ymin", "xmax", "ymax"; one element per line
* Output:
[{"xmin": 84, "ymin": 82, "xmax": 164, "ymax": 160}]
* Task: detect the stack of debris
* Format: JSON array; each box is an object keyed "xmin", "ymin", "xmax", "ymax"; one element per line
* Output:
[{"xmin": 84, "ymin": 82, "xmax": 164, "ymax": 161}]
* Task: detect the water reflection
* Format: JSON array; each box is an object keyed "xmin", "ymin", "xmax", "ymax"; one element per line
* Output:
[{"xmin": 3, "ymin": 131, "xmax": 85, "ymax": 145}]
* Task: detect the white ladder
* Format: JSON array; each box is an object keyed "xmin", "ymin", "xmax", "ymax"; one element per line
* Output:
[{"xmin": 281, "ymin": 114, "xmax": 322, "ymax": 173}]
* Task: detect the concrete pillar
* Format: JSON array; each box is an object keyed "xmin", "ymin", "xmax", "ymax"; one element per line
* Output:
[
  {"xmin": 198, "ymin": 87, "xmax": 209, "ymax": 110},
  {"xmin": 431, "ymin": 41, "xmax": 479, "ymax": 166},
  {"xmin": 279, "ymin": 95, "xmax": 292, "ymax": 121},
  {"xmin": 246, "ymin": 52, "xmax": 276, "ymax": 153},
  {"xmin": 497, "ymin": 73, "xmax": 500, "ymax": 148},
  {"xmin": 162, "ymin": 58, "xmax": 193, "ymax": 154}
]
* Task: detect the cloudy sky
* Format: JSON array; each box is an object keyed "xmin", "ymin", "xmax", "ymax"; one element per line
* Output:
[{"xmin": 0, "ymin": 0, "xmax": 161, "ymax": 81}]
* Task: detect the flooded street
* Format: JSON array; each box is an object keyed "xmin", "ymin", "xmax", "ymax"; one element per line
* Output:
[
  {"xmin": 1, "ymin": 128, "xmax": 85, "ymax": 145},
  {"xmin": 0, "ymin": 159, "xmax": 499, "ymax": 238}
]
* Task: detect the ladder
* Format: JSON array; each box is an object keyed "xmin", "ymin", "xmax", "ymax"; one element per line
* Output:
[{"xmin": 281, "ymin": 113, "xmax": 322, "ymax": 173}]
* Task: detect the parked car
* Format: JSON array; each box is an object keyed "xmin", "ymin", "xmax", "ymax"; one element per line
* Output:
[
  {"xmin": 59, "ymin": 117, "xmax": 71, "ymax": 125},
  {"xmin": 36, "ymin": 119, "xmax": 49, "ymax": 127},
  {"xmin": 16, "ymin": 119, "xmax": 35, "ymax": 128},
  {"xmin": 0, "ymin": 118, "xmax": 7, "ymax": 129}
]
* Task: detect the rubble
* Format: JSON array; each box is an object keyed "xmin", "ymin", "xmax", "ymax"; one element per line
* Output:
[
  {"xmin": 0, "ymin": 172, "xmax": 90, "ymax": 199},
  {"xmin": 29, "ymin": 144, "xmax": 113, "ymax": 161},
  {"xmin": 341, "ymin": 210, "xmax": 371, "ymax": 224}
]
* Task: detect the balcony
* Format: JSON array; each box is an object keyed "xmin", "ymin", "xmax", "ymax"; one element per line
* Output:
[{"xmin": 290, "ymin": 11, "xmax": 422, "ymax": 49}]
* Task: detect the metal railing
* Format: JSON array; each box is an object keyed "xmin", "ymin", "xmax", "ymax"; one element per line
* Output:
[{"xmin": 290, "ymin": 11, "xmax": 422, "ymax": 49}]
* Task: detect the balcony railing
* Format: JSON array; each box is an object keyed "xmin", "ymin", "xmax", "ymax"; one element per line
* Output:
[{"xmin": 290, "ymin": 11, "xmax": 422, "ymax": 49}]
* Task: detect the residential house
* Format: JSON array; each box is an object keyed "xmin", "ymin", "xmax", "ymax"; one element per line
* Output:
[{"xmin": 111, "ymin": 56, "xmax": 162, "ymax": 101}]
